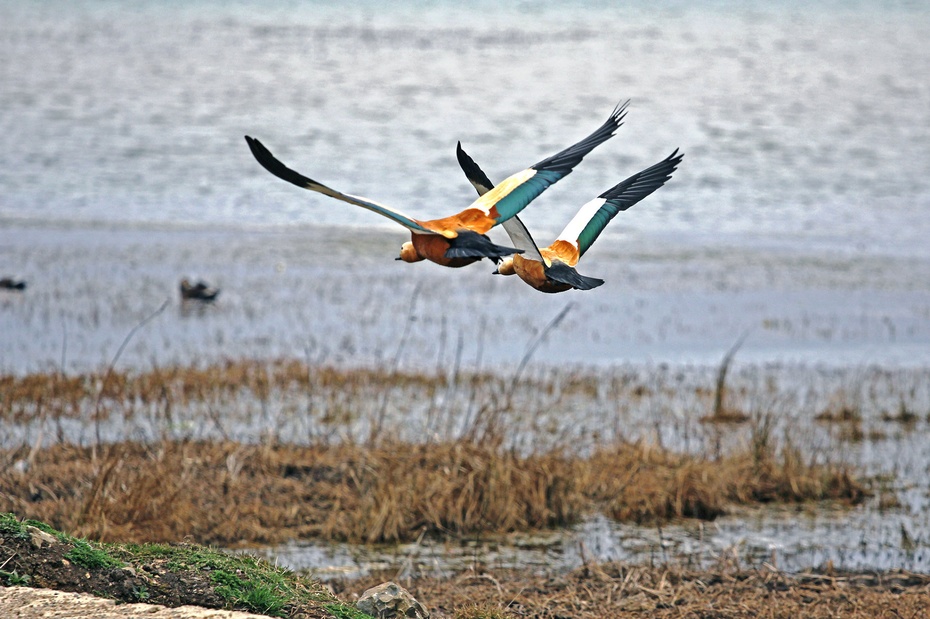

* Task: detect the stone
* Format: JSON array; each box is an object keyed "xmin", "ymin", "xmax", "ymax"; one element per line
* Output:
[
  {"xmin": 356, "ymin": 581, "xmax": 428, "ymax": 619},
  {"xmin": 25, "ymin": 526, "xmax": 58, "ymax": 549}
]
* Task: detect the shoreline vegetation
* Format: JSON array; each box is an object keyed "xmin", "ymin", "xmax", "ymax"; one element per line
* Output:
[
  {"xmin": 3, "ymin": 513, "xmax": 929, "ymax": 618},
  {"xmin": 1, "ymin": 358, "xmax": 926, "ymax": 617},
  {"xmin": 1, "ymin": 359, "xmax": 870, "ymax": 546}
]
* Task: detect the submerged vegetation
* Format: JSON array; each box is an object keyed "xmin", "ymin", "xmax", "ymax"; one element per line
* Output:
[
  {"xmin": 0, "ymin": 359, "xmax": 878, "ymax": 547},
  {"xmin": 1, "ymin": 359, "xmax": 928, "ymax": 617}
]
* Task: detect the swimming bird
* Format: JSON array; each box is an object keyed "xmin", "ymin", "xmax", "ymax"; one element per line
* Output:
[
  {"xmin": 180, "ymin": 279, "xmax": 220, "ymax": 302},
  {"xmin": 0, "ymin": 277, "xmax": 26, "ymax": 291},
  {"xmin": 457, "ymin": 142, "xmax": 683, "ymax": 292},
  {"xmin": 244, "ymin": 101, "xmax": 629, "ymax": 268}
]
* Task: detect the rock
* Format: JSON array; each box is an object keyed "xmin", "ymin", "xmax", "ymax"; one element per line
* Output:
[
  {"xmin": 0, "ymin": 586, "xmax": 274, "ymax": 618},
  {"xmin": 25, "ymin": 526, "xmax": 58, "ymax": 549},
  {"xmin": 356, "ymin": 582, "xmax": 428, "ymax": 619}
]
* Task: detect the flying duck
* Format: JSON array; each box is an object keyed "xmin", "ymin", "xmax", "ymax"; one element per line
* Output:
[
  {"xmin": 457, "ymin": 142, "xmax": 683, "ymax": 292},
  {"xmin": 244, "ymin": 101, "xmax": 629, "ymax": 268}
]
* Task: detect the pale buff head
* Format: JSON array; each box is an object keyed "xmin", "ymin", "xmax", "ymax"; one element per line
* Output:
[
  {"xmin": 397, "ymin": 241, "xmax": 424, "ymax": 263},
  {"xmin": 494, "ymin": 256, "xmax": 516, "ymax": 276}
]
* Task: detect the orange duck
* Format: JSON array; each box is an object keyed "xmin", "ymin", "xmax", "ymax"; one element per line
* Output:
[{"xmin": 457, "ymin": 142, "xmax": 683, "ymax": 292}]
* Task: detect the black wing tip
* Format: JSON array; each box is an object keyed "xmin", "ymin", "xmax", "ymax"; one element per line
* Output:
[
  {"xmin": 597, "ymin": 147, "xmax": 685, "ymax": 202},
  {"xmin": 456, "ymin": 141, "xmax": 496, "ymax": 195},
  {"xmin": 611, "ymin": 99, "xmax": 631, "ymax": 125},
  {"xmin": 531, "ymin": 98, "xmax": 631, "ymax": 176},
  {"xmin": 243, "ymin": 135, "xmax": 321, "ymax": 189},
  {"xmin": 244, "ymin": 135, "xmax": 271, "ymax": 161}
]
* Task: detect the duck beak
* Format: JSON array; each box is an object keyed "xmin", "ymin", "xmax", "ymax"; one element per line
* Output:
[
  {"xmin": 492, "ymin": 268, "xmax": 501, "ymax": 275},
  {"xmin": 395, "ymin": 256, "xmax": 403, "ymax": 261}
]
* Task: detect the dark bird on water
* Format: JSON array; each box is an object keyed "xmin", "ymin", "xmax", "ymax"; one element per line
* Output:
[
  {"xmin": 180, "ymin": 279, "xmax": 220, "ymax": 302},
  {"xmin": 0, "ymin": 277, "xmax": 26, "ymax": 291}
]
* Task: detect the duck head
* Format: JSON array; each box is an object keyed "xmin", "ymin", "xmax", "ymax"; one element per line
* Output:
[
  {"xmin": 493, "ymin": 256, "xmax": 516, "ymax": 276},
  {"xmin": 396, "ymin": 241, "xmax": 425, "ymax": 263}
]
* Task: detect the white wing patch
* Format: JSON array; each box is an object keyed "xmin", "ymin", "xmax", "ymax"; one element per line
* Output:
[
  {"xmin": 555, "ymin": 197, "xmax": 607, "ymax": 247},
  {"xmin": 469, "ymin": 168, "xmax": 537, "ymax": 216}
]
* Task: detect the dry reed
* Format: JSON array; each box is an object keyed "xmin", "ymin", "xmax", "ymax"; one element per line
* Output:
[{"xmin": 1, "ymin": 436, "xmax": 864, "ymax": 546}]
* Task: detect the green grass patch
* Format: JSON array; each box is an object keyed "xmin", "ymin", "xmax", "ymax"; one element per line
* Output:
[
  {"xmin": 64, "ymin": 539, "xmax": 124, "ymax": 570},
  {"xmin": 0, "ymin": 512, "xmax": 29, "ymax": 539},
  {"xmin": 116, "ymin": 542, "xmax": 336, "ymax": 617},
  {"xmin": 0, "ymin": 569, "xmax": 31, "ymax": 586},
  {"xmin": 2, "ymin": 513, "xmax": 349, "ymax": 618}
]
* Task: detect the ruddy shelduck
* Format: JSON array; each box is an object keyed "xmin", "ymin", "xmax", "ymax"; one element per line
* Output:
[
  {"xmin": 457, "ymin": 142, "xmax": 683, "ymax": 292},
  {"xmin": 244, "ymin": 101, "xmax": 629, "ymax": 267}
]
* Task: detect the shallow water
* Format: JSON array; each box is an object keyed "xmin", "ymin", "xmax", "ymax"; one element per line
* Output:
[
  {"xmin": 2, "ymin": 222, "xmax": 929, "ymax": 374},
  {"xmin": 3, "ymin": 0, "xmax": 930, "ymax": 577}
]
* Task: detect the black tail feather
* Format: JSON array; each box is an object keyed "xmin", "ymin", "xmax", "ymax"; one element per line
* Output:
[
  {"xmin": 545, "ymin": 262, "xmax": 604, "ymax": 291},
  {"xmin": 444, "ymin": 230, "xmax": 524, "ymax": 259}
]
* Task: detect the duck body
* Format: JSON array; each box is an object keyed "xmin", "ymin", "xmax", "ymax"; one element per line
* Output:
[{"xmin": 506, "ymin": 253, "xmax": 570, "ymax": 293}]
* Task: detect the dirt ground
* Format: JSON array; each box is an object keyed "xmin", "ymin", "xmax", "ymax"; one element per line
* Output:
[{"xmin": 4, "ymin": 568, "xmax": 930, "ymax": 619}]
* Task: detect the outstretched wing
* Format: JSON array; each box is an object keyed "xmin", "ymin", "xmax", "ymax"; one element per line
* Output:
[
  {"xmin": 556, "ymin": 149, "xmax": 683, "ymax": 257},
  {"xmin": 468, "ymin": 100, "xmax": 630, "ymax": 225},
  {"xmin": 456, "ymin": 141, "xmax": 544, "ymax": 263},
  {"xmin": 245, "ymin": 136, "xmax": 435, "ymax": 234}
]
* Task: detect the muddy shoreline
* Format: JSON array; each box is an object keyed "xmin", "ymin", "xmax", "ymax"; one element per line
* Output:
[{"xmin": 3, "ymin": 518, "xmax": 929, "ymax": 619}]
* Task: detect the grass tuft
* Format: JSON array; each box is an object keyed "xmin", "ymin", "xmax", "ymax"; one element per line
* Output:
[{"xmin": 64, "ymin": 539, "xmax": 123, "ymax": 570}]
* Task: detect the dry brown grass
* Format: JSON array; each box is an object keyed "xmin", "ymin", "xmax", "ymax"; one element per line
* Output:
[
  {"xmin": 341, "ymin": 564, "xmax": 930, "ymax": 619},
  {"xmin": 0, "ymin": 360, "xmax": 872, "ymax": 547},
  {"xmin": 0, "ymin": 436, "xmax": 865, "ymax": 546}
]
